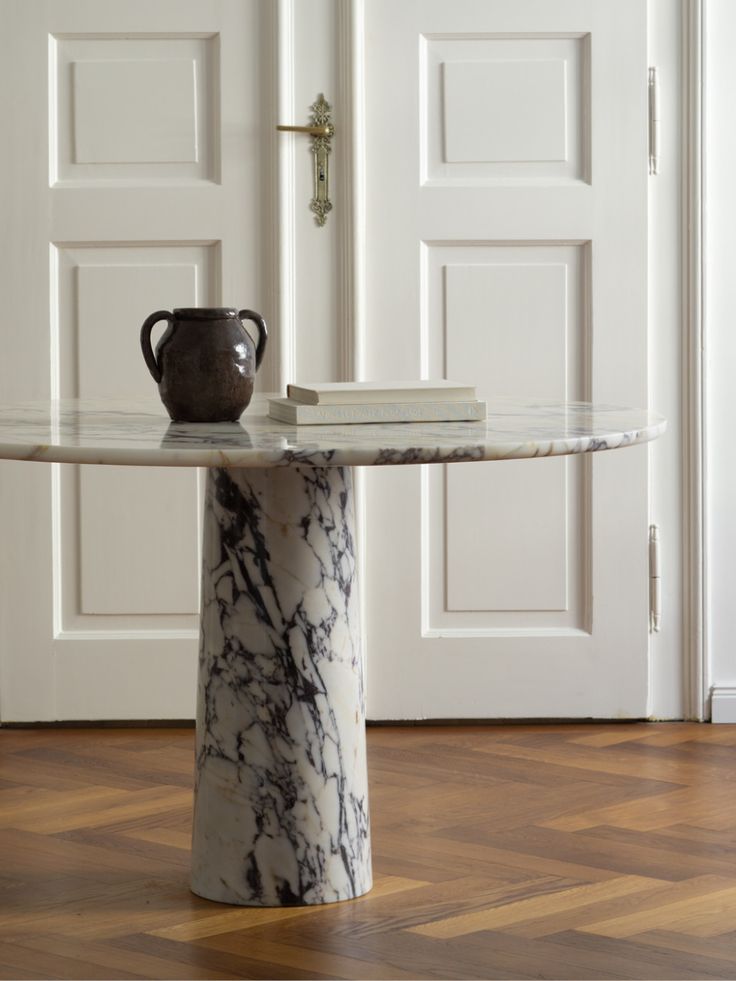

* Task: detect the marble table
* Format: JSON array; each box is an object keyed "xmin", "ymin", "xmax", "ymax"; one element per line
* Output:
[{"xmin": 0, "ymin": 395, "xmax": 665, "ymax": 907}]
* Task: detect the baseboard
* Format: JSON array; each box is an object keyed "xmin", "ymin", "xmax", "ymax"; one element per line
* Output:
[
  {"xmin": 0, "ymin": 719, "xmax": 195, "ymax": 729},
  {"xmin": 710, "ymin": 687, "xmax": 736, "ymax": 723},
  {"xmin": 366, "ymin": 717, "xmax": 650, "ymax": 726}
]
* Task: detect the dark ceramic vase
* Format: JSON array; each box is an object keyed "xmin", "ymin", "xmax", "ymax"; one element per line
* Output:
[{"xmin": 140, "ymin": 307, "xmax": 268, "ymax": 422}]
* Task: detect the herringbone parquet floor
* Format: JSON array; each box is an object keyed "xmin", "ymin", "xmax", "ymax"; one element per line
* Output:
[{"xmin": 1, "ymin": 723, "xmax": 736, "ymax": 980}]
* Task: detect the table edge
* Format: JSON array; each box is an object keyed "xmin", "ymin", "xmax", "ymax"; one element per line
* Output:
[{"xmin": 0, "ymin": 418, "xmax": 667, "ymax": 468}]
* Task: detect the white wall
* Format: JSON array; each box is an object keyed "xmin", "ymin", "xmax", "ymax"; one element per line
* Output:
[{"xmin": 705, "ymin": 0, "xmax": 736, "ymax": 720}]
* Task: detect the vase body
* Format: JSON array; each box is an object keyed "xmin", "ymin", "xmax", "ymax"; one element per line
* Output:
[{"xmin": 140, "ymin": 307, "xmax": 268, "ymax": 423}]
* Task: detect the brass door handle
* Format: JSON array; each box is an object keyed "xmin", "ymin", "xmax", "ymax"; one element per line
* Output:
[
  {"xmin": 276, "ymin": 94, "xmax": 333, "ymax": 227},
  {"xmin": 277, "ymin": 124, "xmax": 334, "ymax": 138}
]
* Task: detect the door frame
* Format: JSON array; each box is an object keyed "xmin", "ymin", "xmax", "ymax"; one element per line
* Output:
[{"xmin": 682, "ymin": 0, "xmax": 707, "ymax": 720}]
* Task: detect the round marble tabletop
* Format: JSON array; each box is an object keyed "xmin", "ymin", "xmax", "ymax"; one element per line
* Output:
[{"xmin": 0, "ymin": 396, "xmax": 665, "ymax": 468}]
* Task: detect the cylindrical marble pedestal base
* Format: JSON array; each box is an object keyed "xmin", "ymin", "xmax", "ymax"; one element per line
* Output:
[{"xmin": 191, "ymin": 465, "xmax": 372, "ymax": 906}]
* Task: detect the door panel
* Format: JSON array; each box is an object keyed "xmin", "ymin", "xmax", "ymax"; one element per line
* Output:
[
  {"xmin": 423, "ymin": 34, "xmax": 589, "ymax": 183},
  {"xmin": 363, "ymin": 0, "xmax": 649, "ymax": 719},
  {"xmin": 53, "ymin": 35, "xmax": 218, "ymax": 182},
  {"xmin": 55, "ymin": 244, "xmax": 213, "ymax": 628},
  {"xmin": 429, "ymin": 243, "xmax": 587, "ymax": 625}
]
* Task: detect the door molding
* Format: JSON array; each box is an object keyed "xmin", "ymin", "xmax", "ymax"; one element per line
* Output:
[
  {"xmin": 682, "ymin": 0, "xmax": 707, "ymax": 720},
  {"xmin": 337, "ymin": 0, "xmax": 368, "ymax": 674},
  {"xmin": 337, "ymin": 0, "xmax": 365, "ymax": 383},
  {"xmin": 275, "ymin": 0, "xmax": 297, "ymax": 392}
]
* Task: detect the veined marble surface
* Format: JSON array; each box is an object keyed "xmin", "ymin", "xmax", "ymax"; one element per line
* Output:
[
  {"xmin": 0, "ymin": 396, "xmax": 665, "ymax": 468},
  {"xmin": 191, "ymin": 466, "xmax": 371, "ymax": 905}
]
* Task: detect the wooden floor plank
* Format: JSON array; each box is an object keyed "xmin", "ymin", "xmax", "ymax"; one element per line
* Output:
[
  {"xmin": 0, "ymin": 939, "xmax": 142, "ymax": 980},
  {"xmin": 151, "ymin": 875, "xmax": 429, "ymax": 942},
  {"xmin": 112, "ymin": 933, "xmax": 341, "ymax": 981},
  {"xmin": 1, "ymin": 722, "xmax": 735, "ymax": 979},
  {"xmin": 7, "ymin": 933, "xmax": 235, "ymax": 981},
  {"xmin": 409, "ymin": 875, "xmax": 664, "ymax": 939},
  {"xmin": 532, "ymin": 929, "xmax": 735, "ymax": 980},
  {"xmin": 578, "ymin": 879, "xmax": 736, "ymax": 939},
  {"xmin": 197, "ymin": 931, "xmax": 426, "ymax": 981}
]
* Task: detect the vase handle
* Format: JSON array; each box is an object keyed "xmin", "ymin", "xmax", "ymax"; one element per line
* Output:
[
  {"xmin": 140, "ymin": 310, "xmax": 172, "ymax": 384},
  {"xmin": 238, "ymin": 310, "xmax": 268, "ymax": 371}
]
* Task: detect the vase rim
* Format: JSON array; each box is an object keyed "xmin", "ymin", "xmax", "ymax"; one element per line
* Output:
[{"xmin": 173, "ymin": 307, "xmax": 239, "ymax": 320}]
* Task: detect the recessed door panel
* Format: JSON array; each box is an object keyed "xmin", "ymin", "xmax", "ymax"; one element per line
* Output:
[
  {"xmin": 422, "ymin": 34, "xmax": 590, "ymax": 184},
  {"xmin": 53, "ymin": 35, "xmax": 219, "ymax": 184},
  {"xmin": 54, "ymin": 244, "xmax": 215, "ymax": 627},
  {"xmin": 423, "ymin": 244, "xmax": 588, "ymax": 629}
]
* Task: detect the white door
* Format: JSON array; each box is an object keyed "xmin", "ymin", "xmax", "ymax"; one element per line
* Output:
[
  {"xmin": 0, "ymin": 0, "xmax": 278, "ymax": 721},
  {"xmin": 362, "ymin": 0, "xmax": 651, "ymax": 718}
]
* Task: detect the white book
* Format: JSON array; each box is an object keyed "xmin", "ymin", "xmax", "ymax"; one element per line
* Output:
[
  {"xmin": 268, "ymin": 397, "xmax": 487, "ymax": 426},
  {"xmin": 286, "ymin": 380, "xmax": 476, "ymax": 406}
]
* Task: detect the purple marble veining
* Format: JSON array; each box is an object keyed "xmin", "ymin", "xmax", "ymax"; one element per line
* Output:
[{"xmin": 191, "ymin": 465, "xmax": 371, "ymax": 906}]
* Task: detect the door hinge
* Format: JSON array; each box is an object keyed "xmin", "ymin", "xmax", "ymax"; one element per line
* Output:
[
  {"xmin": 649, "ymin": 524, "xmax": 661, "ymax": 632},
  {"xmin": 648, "ymin": 67, "xmax": 659, "ymax": 175}
]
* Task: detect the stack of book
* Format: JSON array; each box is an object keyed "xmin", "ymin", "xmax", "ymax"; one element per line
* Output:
[{"xmin": 268, "ymin": 381, "xmax": 486, "ymax": 425}]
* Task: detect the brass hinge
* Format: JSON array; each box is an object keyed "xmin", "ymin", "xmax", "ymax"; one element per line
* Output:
[
  {"xmin": 648, "ymin": 67, "xmax": 660, "ymax": 175},
  {"xmin": 649, "ymin": 524, "xmax": 661, "ymax": 632}
]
